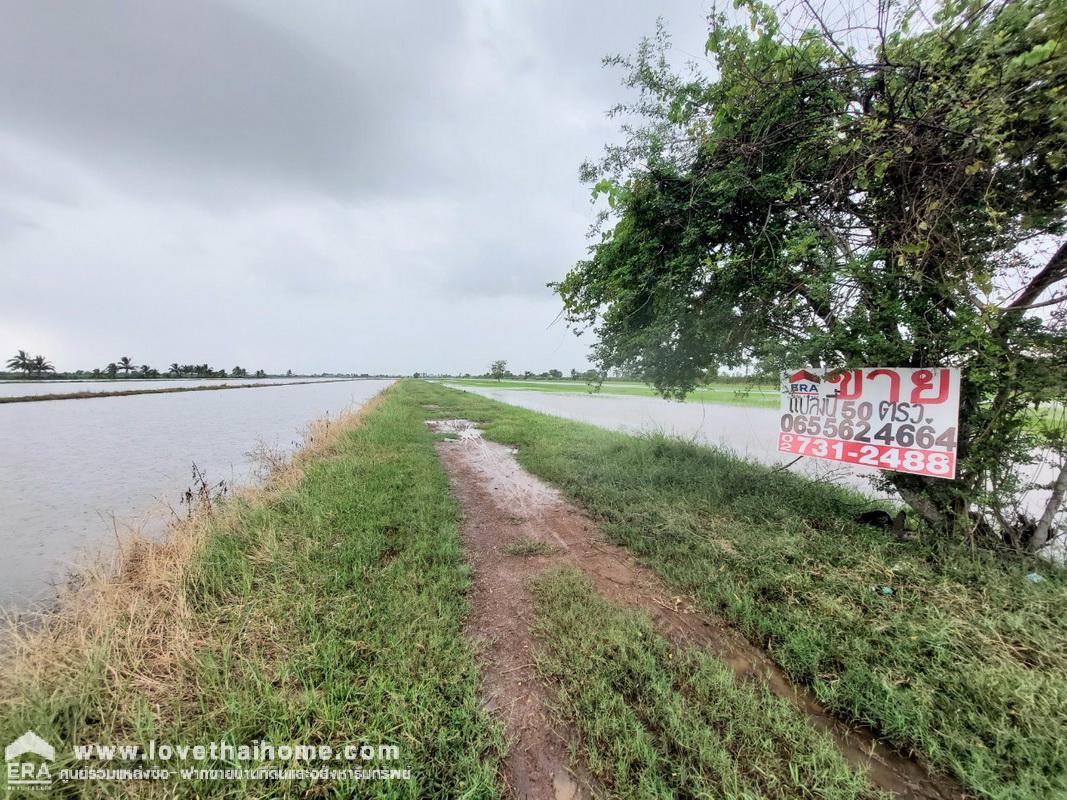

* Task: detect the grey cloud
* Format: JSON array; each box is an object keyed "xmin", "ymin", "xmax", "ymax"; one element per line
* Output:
[
  {"xmin": 0, "ymin": 208, "xmax": 39, "ymax": 242},
  {"xmin": 0, "ymin": 0, "xmax": 712, "ymax": 373},
  {"xmin": 0, "ymin": 0, "xmax": 461, "ymax": 199}
]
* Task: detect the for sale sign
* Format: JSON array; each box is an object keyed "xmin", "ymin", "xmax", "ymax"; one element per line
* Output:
[{"xmin": 778, "ymin": 368, "xmax": 961, "ymax": 479}]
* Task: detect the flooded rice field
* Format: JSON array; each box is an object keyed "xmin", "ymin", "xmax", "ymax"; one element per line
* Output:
[
  {"xmin": 0, "ymin": 377, "xmax": 341, "ymax": 397},
  {"xmin": 0, "ymin": 379, "xmax": 393, "ymax": 609}
]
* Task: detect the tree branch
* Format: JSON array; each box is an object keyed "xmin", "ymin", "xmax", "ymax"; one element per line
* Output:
[
  {"xmin": 1005, "ymin": 293, "xmax": 1067, "ymax": 312},
  {"xmin": 1000, "ymin": 240, "xmax": 1067, "ymax": 317}
]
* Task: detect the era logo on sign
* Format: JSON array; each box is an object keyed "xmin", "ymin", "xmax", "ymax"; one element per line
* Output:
[
  {"xmin": 4, "ymin": 731, "xmax": 54, "ymax": 790},
  {"xmin": 786, "ymin": 370, "xmax": 823, "ymax": 395}
]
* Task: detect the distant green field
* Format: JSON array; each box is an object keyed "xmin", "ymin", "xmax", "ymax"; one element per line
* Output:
[
  {"xmin": 1030, "ymin": 402, "xmax": 1066, "ymax": 432},
  {"xmin": 443, "ymin": 379, "xmax": 1066, "ymax": 432},
  {"xmin": 442, "ymin": 378, "xmax": 780, "ymax": 408}
]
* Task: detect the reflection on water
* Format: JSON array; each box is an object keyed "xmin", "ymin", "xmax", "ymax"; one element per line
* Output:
[
  {"xmin": 0, "ymin": 379, "xmax": 393, "ymax": 609},
  {"xmin": 0, "ymin": 377, "xmax": 339, "ymax": 397}
]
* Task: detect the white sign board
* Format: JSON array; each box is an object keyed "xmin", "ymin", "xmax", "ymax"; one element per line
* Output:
[{"xmin": 778, "ymin": 368, "xmax": 961, "ymax": 479}]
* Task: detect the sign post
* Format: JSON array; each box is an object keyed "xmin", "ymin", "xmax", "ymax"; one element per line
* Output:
[{"xmin": 778, "ymin": 368, "xmax": 961, "ymax": 479}]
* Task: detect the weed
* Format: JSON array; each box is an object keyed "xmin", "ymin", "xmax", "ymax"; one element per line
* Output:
[{"xmin": 503, "ymin": 537, "xmax": 555, "ymax": 556}]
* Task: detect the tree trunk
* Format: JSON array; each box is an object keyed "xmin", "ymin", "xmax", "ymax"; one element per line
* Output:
[
  {"xmin": 1031, "ymin": 460, "xmax": 1067, "ymax": 551},
  {"xmin": 890, "ymin": 474, "xmax": 946, "ymax": 528}
]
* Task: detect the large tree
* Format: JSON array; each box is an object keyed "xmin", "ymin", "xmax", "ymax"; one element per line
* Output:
[{"xmin": 556, "ymin": 0, "xmax": 1067, "ymax": 548}]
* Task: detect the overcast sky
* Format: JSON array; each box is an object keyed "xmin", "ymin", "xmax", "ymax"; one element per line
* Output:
[{"xmin": 0, "ymin": 0, "xmax": 713, "ymax": 375}]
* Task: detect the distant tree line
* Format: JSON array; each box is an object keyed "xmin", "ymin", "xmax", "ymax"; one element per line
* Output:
[
  {"xmin": 4, "ymin": 351, "xmax": 271, "ymax": 380},
  {"xmin": 413, "ymin": 361, "xmax": 778, "ymax": 387},
  {"xmin": 419, "ymin": 361, "xmax": 602, "ymax": 381},
  {"xmin": 3, "ymin": 351, "xmax": 389, "ymax": 381}
]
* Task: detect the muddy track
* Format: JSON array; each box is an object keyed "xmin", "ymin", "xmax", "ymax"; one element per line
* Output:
[
  {"xmin": 429, "ymin": 419, "xmax": 965, "ymax": 800},
  {"xmin": 431, "ymin": 420, "xmax": 590, "ymax": 799}
]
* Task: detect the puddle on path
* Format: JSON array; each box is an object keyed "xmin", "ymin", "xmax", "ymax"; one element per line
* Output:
[{"xmin": 426, "ymin": 418, "xmax": 484, "ymax": 440}]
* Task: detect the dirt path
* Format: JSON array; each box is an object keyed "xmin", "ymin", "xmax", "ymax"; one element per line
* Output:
[
  {"xmin": 430, "ymin": 419, "xmax": 964, "ymax": 800},
  {"xmin": 430, "ymin": 420, "xmax": 589, "ymax": 799}
]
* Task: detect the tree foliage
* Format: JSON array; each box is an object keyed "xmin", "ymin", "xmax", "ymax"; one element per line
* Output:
[{"xmin": 556, "ymin": 0, "xmax": 1067, "ymax": 546}]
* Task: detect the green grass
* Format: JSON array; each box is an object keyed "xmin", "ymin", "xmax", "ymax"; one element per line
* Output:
[
  {"xmin": 1, "ymin": 384, "xmax": 502, "ymax": 798},
  {"xmin": 502, "ymin": 536, "xmax": 556, "ymax": 556},
  {"xmin": 1028, "ymin": 402, "xmax": 1066, "ymax": 434},
  {"xmin": 407, "ymin": 380, "xmax": 1067, "ymax": 800},
  {"xmin": 531, "ymin": 568, "xmax": 885, "ymax": 799},
  {"xmin": 441, "ymin": 377, "xmax": 780, "ymax": 408}
]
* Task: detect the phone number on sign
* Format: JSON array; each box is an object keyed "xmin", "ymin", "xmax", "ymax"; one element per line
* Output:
[
  {"xmin": 779, "ymin": 412, "xmax": 957, "ymax": 449},
  {"xmin": 777, "ymin": 433, "xmax": 956, "ymax": 477}
]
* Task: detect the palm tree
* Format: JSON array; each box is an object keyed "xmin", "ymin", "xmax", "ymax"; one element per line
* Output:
[
  {"xmin": 30, "ymin": 355, "xmax": 54, "ymax": 376},
  {"xmin": 105, "ymin": 362, "xmax": 119, "ymax": 379},
  {"xmin": 6, "ymin": 350, "xmax": 31, "ymax": 376},
  {"xmin": 169, "ymin": 363, "xmax": 182, "ymax": 377},
  {"xmin": 117, "ymin": 356, "xmax": 134, "ymax": 376}
]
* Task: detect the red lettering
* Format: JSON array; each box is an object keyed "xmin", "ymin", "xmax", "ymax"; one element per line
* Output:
[
  {"xmin": 827, "ymin": 370, "xmax": 863, "ymax": 399},
  {"xmin": 910, "ymin": 368, "xmax": 951, "ymax": 404},
  {"xmin": 867, "ymin": 369, "xmax": 901, "ymax": 403}
]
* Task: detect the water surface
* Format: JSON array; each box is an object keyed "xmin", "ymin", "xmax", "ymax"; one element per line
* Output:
[
  {"xmin": 0, "ymin": 379, "xmax": 393, "ymax": 609},
  {"xmin": 0, "ymin": 377, "xmax": 342, "ymax": 397}
]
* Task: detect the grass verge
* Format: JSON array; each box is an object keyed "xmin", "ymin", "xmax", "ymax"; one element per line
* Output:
[
  {"xmin": 531, "ymin": 568, "xmax": 884, "ymax": 799},
  {"xmin": 0, "ymin": 383, "xmax": 502, "ymax": 798},
  {"xmin": 410, "ymin": 380, "xmax": 1067, "ymax": 800}
]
